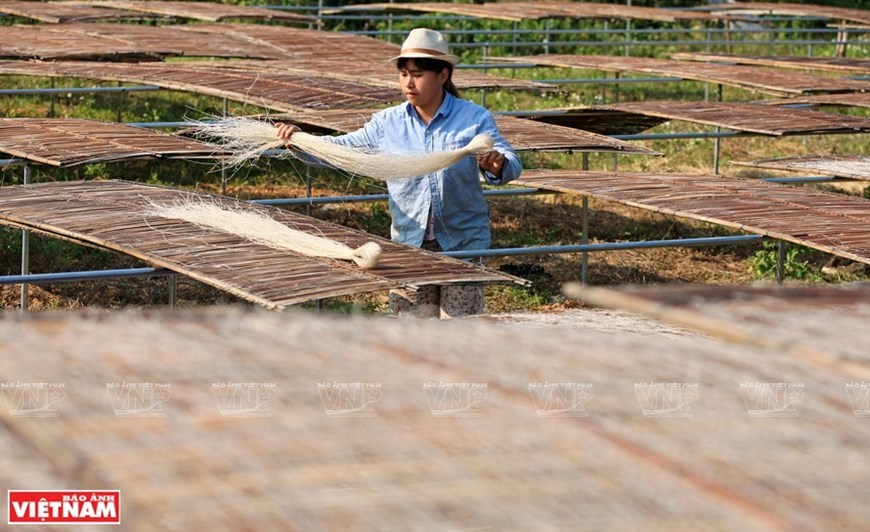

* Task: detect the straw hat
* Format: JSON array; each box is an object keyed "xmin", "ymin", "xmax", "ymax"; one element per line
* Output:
[{"xmin": 390, "ymin": 28, "xmax": 461, "ymax": 66}]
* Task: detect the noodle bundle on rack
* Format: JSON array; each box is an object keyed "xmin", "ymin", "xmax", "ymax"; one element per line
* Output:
[{"xmin": 150, "ymin": 200, "xmax": 382, "ymax": 269}]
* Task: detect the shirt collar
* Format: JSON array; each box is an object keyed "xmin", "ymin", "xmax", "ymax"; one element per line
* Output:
[{"xmin": 403, "ymin": 91, "xmax": 456, "ymax": 121}]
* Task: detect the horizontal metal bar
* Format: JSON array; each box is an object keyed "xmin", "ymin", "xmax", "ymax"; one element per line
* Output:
[
  {"xmin": 457, "ymin": 63, "xmax": 538, "ymax": 69},
  {"xmin": 0, "ymin": 267, "xmax": 173, "ymax": 286},
  {"xmin": 0, "ymin": 86, "xmax": 160, "ymax": 97},
  {"xmin": 448, "ymin": 39, "xmax": 852, "ymax": 49},
  {"xmin": 761, "ymin": 176, "xmax": 837, "ymax": 184},
  {"xmin": 345, "ymin": 26, "xmax": 853, "ymax": 37},
  {"xmin": 126, "ymin": 121, "xmax": 190, "ymax": 128},
  {"xmin": 616, "ymin": 129, "xmax": 869, "ymax": 141},
  {"xmin": 615, "ymin": 131, "xmax": 748, "ymax": 141},
  {"xmin": 537, "ymin": 76, "xmax": 684, "ymax": 84},
  {"xmin": 442, "ymin": 234, "xmax": 765, "ymax": 259},
  {"xmin": 256, "ymin": 194, "xmax": 388, "ymax": 206},
  {"xmin": 254, "ymin": 188, "xmax": 546, "ymax": 206},
  {"xmin": 0, "ymin": 236, "xmax": 765, "ymax": 285}
]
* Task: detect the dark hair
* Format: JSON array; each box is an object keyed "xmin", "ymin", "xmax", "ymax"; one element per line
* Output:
[{"xmin": 396, "ymin": 57, "xmax": 460, "ymax": 98}]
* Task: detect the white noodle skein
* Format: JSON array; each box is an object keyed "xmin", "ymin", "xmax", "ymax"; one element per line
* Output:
[{"xmin": 188, "ymin": 117, "xmax": 495, "ymax": 180}]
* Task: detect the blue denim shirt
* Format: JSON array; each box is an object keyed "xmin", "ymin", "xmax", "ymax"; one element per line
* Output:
[{"xmin": 324, "ymin": 93, "xmax": 522, "ymax": 251}]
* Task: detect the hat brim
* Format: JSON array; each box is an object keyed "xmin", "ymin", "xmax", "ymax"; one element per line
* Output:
[{"xmin": 390, "ymin": 52, "xmax": 461, "ymax": 66}]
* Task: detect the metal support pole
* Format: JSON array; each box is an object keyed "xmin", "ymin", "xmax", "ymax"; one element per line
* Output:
[
  {"xmin": 169, "ymin": 274, "xmax": 177, "ymax": 309},
  {"xmin": 20, "ymin": 164, "xmax": 31, "ymax": 311},
  {"xmin": 544, "ymin": 19, "xmax": 551, "ymax": 55},
  {"xmin": 317, "ymin": 0, "xmax": 324, "ymax": 31},
  {"xmin": 305, "ymin": 166, "xmax": 313, "ymax": 217},
  {"xmin": 624, "ymin": 19, "xmax": 631, "ymax": 57},
  {"xmin": 776, "ymin": 240, "xmax": 786, "ymax": 285},
  {"xmin": 581, "ymin": 154, "xmax": 590, "ymax": 285},
  {"xmin": 581, "ymin": 196, "xmax": 589, "ymax": 285},
  {"xmin": 221, "ymin": 98, "xmax": 228, "ymax": 195},
  {"xmin": 49, "ymin": 78, "xmax": 55, "ymax": 118},
  {"xmin": 117, "ymin": 80, "xmax": 124, "ymax": 123},
  {"xmin": 713, "ymin": 84, "xmax": 723, "ymax": 175},
  {"xmin": 614, "ymin": 71, "xmax": 620, "ymax": 103}
]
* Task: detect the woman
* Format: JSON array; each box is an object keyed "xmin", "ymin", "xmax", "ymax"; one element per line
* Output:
[{"xmin": 276, "ymin": 28, "xmax": 522, "ymax": 318}]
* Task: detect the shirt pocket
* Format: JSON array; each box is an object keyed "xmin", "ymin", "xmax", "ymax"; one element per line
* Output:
[{"xmin": 442, "ymin": 157, "xmax": 481, "ymax": 212}]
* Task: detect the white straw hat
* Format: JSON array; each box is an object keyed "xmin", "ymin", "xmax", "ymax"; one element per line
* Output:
[{"xmin": 390, "ymin": 28, "xmax": 461, "ymax": 66}]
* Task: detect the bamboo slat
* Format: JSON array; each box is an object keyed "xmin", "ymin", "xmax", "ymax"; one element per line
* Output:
[
  {"xmin": 672, "ymin": 52, "xmax": 870, "ymax": 75},
  {"xmin": 268, "ymin": 110, "xmax": 657, "ymax": 154},
  {"xmin": 593, "ymin": 101, "xmax": 870, "ymax": 136},
  {"xmin": 514, "ymin": 169, "xmax": 870, "ymax": 265},
  {"xmin": 328, "ymin": 2, "xmax": 716, "ymax": 22},
  {"xmin": 3, "ymin": 298, "xmax": 870, "ymax": 527},
  {"xmin": 759, "ymin": 92, "xmax": 870, "ymax": 110},
  {"xmin": 72, "ymin": 0, "xmax": 312, "ymax": 23},
  {"xmin": 0, "ymin": 181, "xmax": 520, "ymax": 309},
  {"xmin": 731, "ymin": 155, "xmax": 870, "ymax": 181},
  {"xmin": 0, "ymin": 118, "xmax": 223, "ymax": 167},
  {"xmin": 502, "ymin": 54, "xmax": 870, "ymax": 96},
  {"xmin": 0, "ymin": 1, "xmax": 152, "ymax": 23},
  {"xmin": 0, "ymin": 60, "xmax": 401, "ymax": 112}
]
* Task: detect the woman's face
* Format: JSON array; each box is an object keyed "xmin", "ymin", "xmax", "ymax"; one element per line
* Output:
[{"xmin": 399, "ymin": 59, "xmax": 447, "ymax": 110}]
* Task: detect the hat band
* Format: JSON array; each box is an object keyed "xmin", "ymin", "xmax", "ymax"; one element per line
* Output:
[{"xmin": 401, "ymin": 47, "xmax": 448, "ymax": 57}]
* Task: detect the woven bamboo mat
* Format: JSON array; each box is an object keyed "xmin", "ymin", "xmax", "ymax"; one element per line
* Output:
[
  {"xmin": 502, "ymin": 54, "xmax": 870, "ymax": 96},
  {"xmin": 268, "ymin": 110, "xmax": 657, "ymax": 154},
  {"xmin": 514, "ymin": 169, "xmax": 870, "ymax": 265},
  {"xmin": 73, "ymin": 0, "xmax": 312, "ymax": 23},
  {"xmin": 2, "ymin": 301, "xmax": 870, "ymax": 528},
  {"xmin": 0, "ymin": 118, "xmax": 223, "ymax": 167},
  {"xmin": 593, "ymin": 101, "xmax": 870, "ymax": 136},
  {"xmin": 0, "ymin": 60, "xmax": 401, "ymax": 111},
  {"xmin": 0, "ymin": 181, "xmax": 521, "ymax": 309},
  {"xmin": 0, "ymin": 22, "xmax": 396, "ymax": 61},
  {"xmin": 699, "ymin": 2, "xmax": 870, "ymax": 26},
  {"xmin": 328, "ymin": 2, "xmax": 716, "ymax": 22},
  {"xmin": 564, "ymin": 283, "xmax": 870, "ymax": 367},
  {"xmin": 510, "ymin": 107, "xmax": 668, "ymax": 136},
  {"xmin": 731, "ymin": 155, "xmax": 870, "ymax": 181},
  {"xmin": 185, "ymin": 58, "xmax": 553, "ymax": 92},
  {"xmin": 673, "ymin": 52, "xmax": 870, "ymax": 75},
  {"xmin": 0, "ymin": 25, "xmax": 165, "ymax": 61},
  {"xmin": 759, "ymin": 92, "xmax": 870, "ymax": 110},
  {"xmin": 0, "ymin": 1, "xmax": 153, "ymax": 23}
]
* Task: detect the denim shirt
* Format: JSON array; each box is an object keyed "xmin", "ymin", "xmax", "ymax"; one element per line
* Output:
[{"xmin": 324, "ymin": 93, "xmax": 522, "ymax": 251}]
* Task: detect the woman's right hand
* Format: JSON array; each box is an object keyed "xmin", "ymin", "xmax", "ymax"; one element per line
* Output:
[{"xmin": 274, "ymin": 122, "xmax": 300, "ymax": 146}]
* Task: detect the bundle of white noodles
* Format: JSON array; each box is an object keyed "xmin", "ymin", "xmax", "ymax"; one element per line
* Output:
[
  {"xmin": 149, "ymin": 199, "xmax": 382, "ymax": 269},
  {"xmin": 188, "ymin": 117, "xmax": 494, "ymax": 180}
]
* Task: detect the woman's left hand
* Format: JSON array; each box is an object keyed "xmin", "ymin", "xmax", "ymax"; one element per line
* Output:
[{"xmin": 477, "ymin": 150, "xmax": 506, "ymax": 178}]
